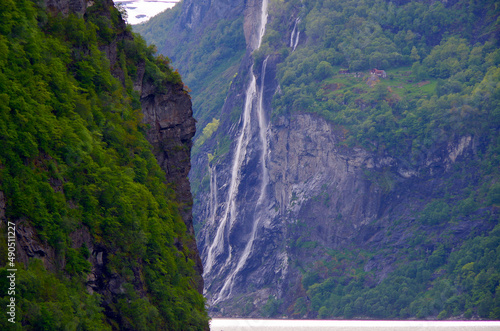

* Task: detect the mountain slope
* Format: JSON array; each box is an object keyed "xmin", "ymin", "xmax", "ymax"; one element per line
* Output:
[
  {"xmin": 0, "ymin": 0, "xmax": 208, "ymax": 329},
  {"xmin": 137, "ymin": 0, "xmax": 500, "ymax": 319},
  {"xmin": 135, "ymin": 0, "xmax": 248, "ymax": 144}
]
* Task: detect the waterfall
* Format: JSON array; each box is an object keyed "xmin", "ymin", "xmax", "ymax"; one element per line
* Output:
[
  {"xmin": 204, "ymin": 76, "xmax": 255, "ymax": 276},
  {"xmin": 216, "ymin": 56, "xmax": 271, "ymax": 302},
  {"xmin": 208, "ymin": 165, "xmax": 218, "ymax": 232},
  {"xmin": 207, "ymin": 0, "xmax": 270, "ymax": 304},
  {"xmin": 203, "ymin": 164, "xmax": 219, "ymax": 277},
  {"xmin": 293, "ymin": 28, "xmax": 300, "ymax": 51},
  {"xmin": 290, "ymin": 17, "xmax": 298, "ymax": 48},
  {"xmin": 290, "ymin": 17, "xmax": 301, "ymax": 51},
  {"xmin": 257, "ymin": 0, "xmax": 269, "ymax": 49},
  {"xmin": 257, "ymin": 56, "xmax": 270, "ymax": 203}
]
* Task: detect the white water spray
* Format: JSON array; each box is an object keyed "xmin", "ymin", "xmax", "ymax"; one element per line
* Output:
[
  {"xmin": 207, "ymin": 0, "xmax": 270, "ymax": 303},
  {"xmin": 257, "ymin": 56, "xmax": 270, "ymax": 203},
  {"xmin": 216, "ymin": 56, "xmax": 271, "ymax": 302},
  {"xmin": 290, "ymin": 17, "xmax": 301, "ymax": 51},
  {"xmin": 204, "ymin": 76, "xmax": 255, "ymax": 276},
  {"xmin": 208, "ymin": 164, "xmax": 219, "ymax": 229}
]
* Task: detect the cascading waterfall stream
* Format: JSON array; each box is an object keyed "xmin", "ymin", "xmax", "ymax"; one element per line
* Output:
[
  {"xmin": 208, "ymin": 165, "xmax": 218, "ymax": 232},
  {"xmin": 257, "ymin": 0, "xmax": 268, "ymax": 49},
  {"xmin": 257, "ymin": 56, "xmax": 270, "ymax": 203},
  {"xmin": 217, "ymin": 56, "xmax": 271, "ymax": 302},
  {"xmin": 206, "ymin": 0, "xmax": 270, "ymax": 304},
  {"xmin": 290, "ymin": 17, "xmax": 301, "ymax": 51},
  {"xmin": 204, "ymin": 77, "xmax": 255, "ymax": 276}
]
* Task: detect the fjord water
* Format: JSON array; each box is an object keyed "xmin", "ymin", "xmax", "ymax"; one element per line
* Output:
[
  {"xmin": 117, "ymin": 0, "xmax": 180, "ymax": 24},
  {"xmin": 210, "ymin": 319, "xmax": 500, "ymax": 331}
]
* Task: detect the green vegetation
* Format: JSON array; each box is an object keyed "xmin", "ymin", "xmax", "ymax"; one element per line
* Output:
[
  {"xmin": 262, "ymin": 2, "xmax": 500, "ymax": 318},
  {"xmin": 0, "ymin": 0, "xmax": 207, "ymax": 329},
  {"xmin": 135, "ymin": 9, "xmax": 246, "ymax": 142},
  {"xmin": 193, "ymin": 118, "xmax": 220, "ymax": 155},
  {"xmin": 265, "ymin": 0, "xmax": 500, "ymax": 162},
  {"xmin": 261, "ymin": 295, "xmax": 282, "ymax": 317},
  {"xmin": 136, "ymin": 0, "xmax": 499, "ymax": 320},
  {"xmin": 292, "ymin": 221, "xmax": 500, "ymax": 320}
]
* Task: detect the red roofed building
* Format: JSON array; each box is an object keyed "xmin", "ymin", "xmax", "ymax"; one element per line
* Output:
[{"xmin": 370, "ymin": 68, "xmax": 387, "ymax": 78}]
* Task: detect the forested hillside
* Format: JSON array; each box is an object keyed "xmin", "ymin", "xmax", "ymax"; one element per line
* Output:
[
  {"xmin": 0, "ymin": 0, "xmax": 208, "ymax": 329},
  {"xmin": 137, "ymin": 0, "xmax": 500, "ymax": 320},
  {"xmin": 266, "ymin": 0, "xmax": 500, "ymax": 161}
]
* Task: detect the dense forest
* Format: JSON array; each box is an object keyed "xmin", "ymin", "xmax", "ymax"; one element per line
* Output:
[
  {"xmin": 265, "ymin": 0, "xmax": 500, "ymax": 162},
  {"xmin": 0, "ymin": 0, "xmax": 208, "ymax": 329},
  {"xmin": 137, "ymin": 0, "xmax": 499, "ymax": 320},
  {"xmin": 261, "ymin": 1, "xmax": 500, "ymax": 319},
  {"xmin": 137, "ymin": 0, "xmax": 500, "ymax": 162}
]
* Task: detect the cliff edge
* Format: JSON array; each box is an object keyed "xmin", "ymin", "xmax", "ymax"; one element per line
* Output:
[{"xmin": 0, "ymin": 0, "xmax": 208, "ymax": 329}]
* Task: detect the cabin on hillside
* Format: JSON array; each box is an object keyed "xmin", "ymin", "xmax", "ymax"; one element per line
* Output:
[{"xmin": 370, "ymin": 68, "xmax": 387, "ymax": 78}]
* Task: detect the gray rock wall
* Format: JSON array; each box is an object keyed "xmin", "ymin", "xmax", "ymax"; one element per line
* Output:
[
  {"xmin": 43, "ymin": 0, "xmax": 88, "ymax": 16},
  {"xmin": 270, "ymin": 114, "xmax": 382, "ymax": 248}
]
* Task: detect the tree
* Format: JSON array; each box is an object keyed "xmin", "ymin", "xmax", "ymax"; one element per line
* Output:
[
  {"xmin": 315, "ymin": 61, "xmax": 334, "ymax": 80},
  {"xmin": 410, "ymin": 46, "xmax": 420, "ymax": 62},
  {"xmin": 114, "ymin": 3, "xmax": 128, "ymax": 23}
]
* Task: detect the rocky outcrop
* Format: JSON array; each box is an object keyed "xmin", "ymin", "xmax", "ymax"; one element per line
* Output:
[
  {"xmin": 43, "ymin": 0, "xmax": 89, "ymax": 16},
  {"xmin": 269, "ymin": 114, "xmax": 384, "ymax": 247},
  {"xmin": 188, "ymin": 0, "xmax": 485, "ymax": 315},
  {"xmin": 16, "ymin": 221, "xmax": 57, "ymax": 270},
  {"xmin": 140, "ymin": 85, "xmax": 196, "ymax": 221},
  {"xmin": 140, "ymin": 78, "xmax": 204, "ymax": 290}
]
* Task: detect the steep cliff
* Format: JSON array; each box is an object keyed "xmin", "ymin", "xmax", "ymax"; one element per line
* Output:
[
  {"xmin": 139, "ymin": 66, "xmax": 204, "ymax": 291},
  {"xmin": 138, "ymin": 0, "xmax": 500, "ymax": 320},
  {"xmin": 134, "ymin": 0, "xmax": 248, "ymax": 134},
  {"xmin": 0, "ymin": 0, "xmax": 208, "ymax": 329}
]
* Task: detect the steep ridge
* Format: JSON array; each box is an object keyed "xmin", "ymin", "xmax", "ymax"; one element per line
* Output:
[
  {"xmin": 0, "ymin": 0, "xmax": 208, "ymax": 329},
  {"xmin": 134, "ymin": 0, "xmax": 248, "ymax": 134},
  {"xmin": 139, "ymin": 64, "xmax": 203, "ymax": 291},
  {"xmin": 201, "ymin": 0, "xmax": 275, "ymax": 305},
  {"xmin": 137, "ymin": 0, "xmax": 500, "ymax": 320}
]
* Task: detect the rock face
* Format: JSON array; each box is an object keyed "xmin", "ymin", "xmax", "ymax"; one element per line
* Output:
[
  {"xmin": 160, "ymin": 0, "xmax": 246, "ymax": 56},
  {"xmin": 178, "ymin": 0, "xmax": 244, "ymax": 31},
  {"xmin": 181, "ymin": 0, "xmax": 489, "ymax": 318},
  {"xmin": 269, "ymin": 114, "xmax": 384, "ymax": 248},
  {"xmin": 43, "ymin": 0, "xmax": 88, "ymax": 16},
  {"xmin": 197, "ymin": 99, "xmax": 482, "ymax": 317},
  {"xmin": 139, "ymin": 73, "xmax": 203, "ymax": 290}
]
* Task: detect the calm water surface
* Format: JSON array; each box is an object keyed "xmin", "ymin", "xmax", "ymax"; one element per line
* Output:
[
  {"xmin": 210, "ymin": 319, "xmax": 500, "ymax": 331},
  {"xmin": 115, "ymin": 0, "xmax": 181, "ymax": 24}
]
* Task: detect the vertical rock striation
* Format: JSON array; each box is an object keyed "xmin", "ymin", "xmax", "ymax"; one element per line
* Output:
[{"xmin": 139, "ymin": 75, "xmax": 204, "ymax": 291}]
